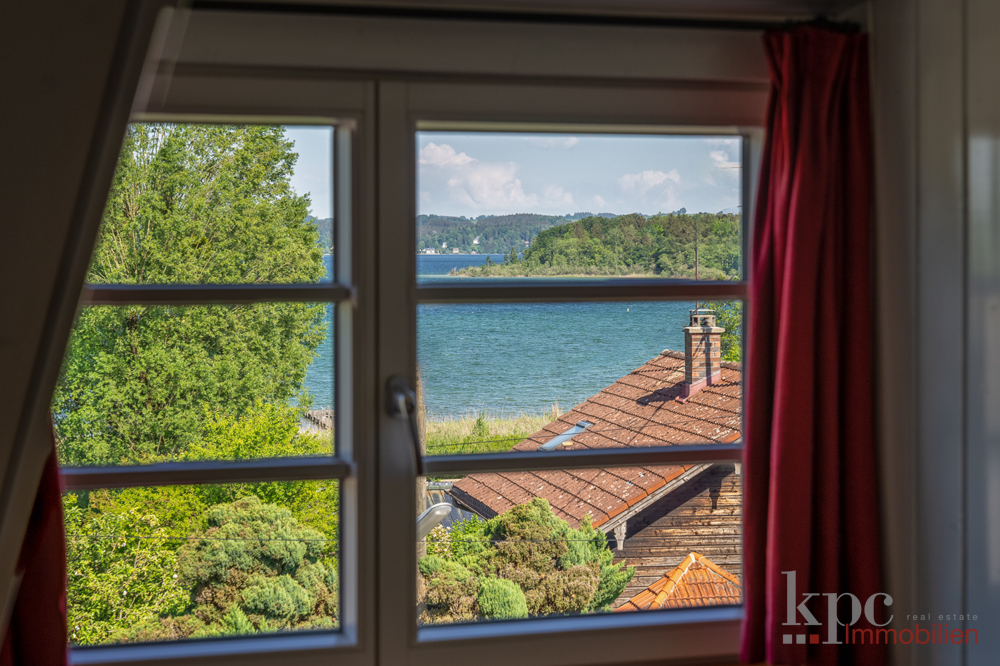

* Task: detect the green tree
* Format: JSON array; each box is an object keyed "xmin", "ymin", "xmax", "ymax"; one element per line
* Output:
[
  {"xmin": 704, "ymin": 300, "xmax": 742, "ymax": 362},
  {"xmin": 64, "ymin": 494, "xmax": 190, "ymax": 645},
  {"xmin": 456, "ymin": 213, "xmax": 742, "ymax": 278},
  {"xmin": 188, "ymin": 403, "xmax": 340, "ymax": 550},
  {"xmin": 53, "ymin": 123, "xmax": 327, "ymax": 466}
]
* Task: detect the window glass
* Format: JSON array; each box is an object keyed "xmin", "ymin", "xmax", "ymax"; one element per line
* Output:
[
  {"xmin": 65, "ymin": 480, "xmax": 340, "ymax": 645},
  {"xmin": 418, "ymin": 301, "xmax": 743, "ymax": 456},
  {"xmin": 416, "ymin": 133, "xmax": 742, "ymax": 282},
  {"xmin": 416, "ymin": 466, "xmax": 741, "ymax": 625},
  {"xmin": 93, "ymin": 123, "xmax": 333, "ymax": 286}
]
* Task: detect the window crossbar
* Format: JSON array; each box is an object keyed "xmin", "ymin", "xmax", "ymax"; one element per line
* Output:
[
  {"xmin": 416, "ymin": 280, "xmax": 746, "ymax": 303},
  {"xmin": 422, "ymin": 444, "xmax": 742, "ymax": 476},
  {"xmin": 81, "ymin": 283, "xmax": 352, "ymax": 306},
  {"xmin": 60, "ymin": 456, "xmax": 353, "ymax": 491}
]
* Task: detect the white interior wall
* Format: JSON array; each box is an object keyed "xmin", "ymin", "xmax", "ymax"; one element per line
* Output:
[{"xmin": 873, "ymin": 0, "xmax": 1000, "ymax": 663}]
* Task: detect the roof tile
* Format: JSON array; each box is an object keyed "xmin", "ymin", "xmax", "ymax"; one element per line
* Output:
[
  {"xmin": 450, "ymin": 351, "xmax": 742, "ymax": 528},
  {"xmin": 614, "ymin": 552, "xmax": 743, "ymax": 611}
]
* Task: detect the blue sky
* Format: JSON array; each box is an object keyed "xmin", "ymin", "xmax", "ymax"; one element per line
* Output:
[
  {"xmin": 283, "ymin": 127, "xmax": 742, "ymax": 220},
  {"xmin": 284, "ymin": 126, "xmax": 334, "ymax": 220},
  {"xmin": 416, "ymin": 132, "xmax": 742, "ymax": 218}
]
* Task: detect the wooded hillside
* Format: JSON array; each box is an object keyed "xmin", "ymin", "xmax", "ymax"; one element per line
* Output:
[
  {"xmin": 457, "ymin": 212, "xmax": 742, "ymax": 278},
  {"xmin": 418, "ymin": 213, "xmax": 580, "ymax": 254}
]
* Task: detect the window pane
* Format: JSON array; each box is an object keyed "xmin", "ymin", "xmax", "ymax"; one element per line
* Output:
[
  {"xmin": 418, "ymin": 301, "xmax": 742, "ymax": 456},
  {"xmin": 65, "ymin": 480, "xmax": 340, "ymax": 645},
  {"xmin": 54, "ymin": 303, "xmax": 334, "ymax": 466},
  {"xmin": 416, "ymin": 133, "xmax": 742, "ymax": 283},
  {"xmin": 416, "ymin": 464, "xmax": 741, "ymax": 625},
  {"xmin": 93, "ymin": 123, "xmax": 334, "ymax": 286}
]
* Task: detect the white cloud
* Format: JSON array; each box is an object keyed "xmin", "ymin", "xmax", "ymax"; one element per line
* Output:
[
  {"xmin": 617, "ymin": 169, "xmax": 681, "ymax": 194},
  {"xmin": 706, "ymin": 137, "xmax": 739, "ymax": 147},
  {"xmin": 661, "ymin": 185, "xmax": 683, "ymax": 211},
  {"xmin": 421, "ymin": 142, "xmax": 540, "ymax": 210},
  {"xmin": 522, "ymin": 136, "xmax": 580, "ymax": 149},
  {"xmin": 419, "ymin": 142, "xmax": 474, "ymax": 167},
  {"xmin": 709, "ymin": 150, "xmax": 741, "ymax": 170},
  {"xmin": 419, "ymin": 191, "xmax": 433, "ymax": 205},
  {"xmin": 543, "ymin": 184, "xmax": 574, "ymax": 206},
  {"xmin": 591, "ymin": 195, "xmax": 608, "ymax": 209}
]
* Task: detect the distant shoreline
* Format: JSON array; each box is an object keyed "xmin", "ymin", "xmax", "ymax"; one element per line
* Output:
[{"xmin": 448, "ymin": 271, "xmax": 661, "ymax": 278}]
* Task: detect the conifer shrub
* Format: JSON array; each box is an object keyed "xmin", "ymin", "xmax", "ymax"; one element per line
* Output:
[
  {"xmin": 129, "ymin": 497, "xmax": 338, "ymax": 641},
  {"xmin": 476, "ymin": 578, "xmax": 528, "ymax": 620},
  {"xmin": 417, "ymin": 498, "xmax": 634, "ymax": 624}
]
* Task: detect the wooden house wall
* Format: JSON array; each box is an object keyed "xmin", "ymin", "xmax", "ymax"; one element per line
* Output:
[{"xmin": 612, "ymin": 463, "xmax": 742, "ymax": 607}]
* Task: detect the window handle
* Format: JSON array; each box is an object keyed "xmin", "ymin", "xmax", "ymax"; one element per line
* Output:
[{"xmin": 387, "ymin": 376, "xmax": 425, "ymax": 476}]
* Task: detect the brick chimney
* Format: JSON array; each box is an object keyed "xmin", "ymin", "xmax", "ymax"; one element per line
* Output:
[{"xmin": 680, "ymin": 309, "xmax": 724, "ymax": 401}]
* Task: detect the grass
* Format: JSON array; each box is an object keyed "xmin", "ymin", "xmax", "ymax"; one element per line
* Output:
[{"xmin": 424, "ymin": 405, "xmax": 562, "ymax": 456}]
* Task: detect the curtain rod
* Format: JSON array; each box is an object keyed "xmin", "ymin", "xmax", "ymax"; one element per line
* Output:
[{"xmin": 190, "ymin": 2, "xmax": 861, "ymax": 32}]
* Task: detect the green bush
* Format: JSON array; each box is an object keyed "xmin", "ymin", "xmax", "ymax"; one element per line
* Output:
[
  {"xmin": 64, "ymin": 403, "xmax": 341, "ymax": 644},
  {"xmin": 417, "ymin": 499, "xmax": 634, "ymax": 624},
  {"xmin": 63, "ymin": 494, "xmax": 189, "ymax": 645},
  {"xmin": 477, "ymin": 578, "xmax": 528, "ymax": 620},
  {"xmin": 128, "ymin": 497, "xmax": 338, "ymax": 642}
]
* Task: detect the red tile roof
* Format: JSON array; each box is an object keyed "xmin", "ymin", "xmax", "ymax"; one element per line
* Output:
[
  {"xmin": 449, "ymin": 351, "xmax": 742, "ymax": 528},
  {"xmin": 614, "ymin": 552, "xmax": 742, "ymax": 611}
]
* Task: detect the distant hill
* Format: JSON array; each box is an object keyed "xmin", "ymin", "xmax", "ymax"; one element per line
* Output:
[
  {"xmin": 307, "ymin": 216, "xmax": 333, "ymax": 253},
  {"xmin": 417, "ymin": 213, "xmax": 571, "ymax": 254},
  {"xmin": 456, "ymin": 212, "xmax": 742, "ymax": 278}
]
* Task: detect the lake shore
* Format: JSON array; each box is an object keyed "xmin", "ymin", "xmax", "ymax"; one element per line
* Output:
[
  {"xmin": 450, "ymin": 265, "xmax": 666, "ymax": 279},
  {"xmin": 425, "ymin": 407, "xmax": 561, "ymax": 455}
]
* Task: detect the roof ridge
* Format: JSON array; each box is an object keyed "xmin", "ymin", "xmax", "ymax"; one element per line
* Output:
[
  {"xmin": 614, "ymin": 552, "xmax": 742, "ymax": 612},
  {"xmin": 689, "ymin": 552, "xmax": 743, "ymax": 588}
]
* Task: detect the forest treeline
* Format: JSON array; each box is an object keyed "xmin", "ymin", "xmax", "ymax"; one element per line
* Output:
[
  {"xmin": 455, "ymin": 212, "xmax": 742, "ymax": 278},
  {"xmin": 417, "ymin": 212, "xmax": 615, "ymax": 254}
]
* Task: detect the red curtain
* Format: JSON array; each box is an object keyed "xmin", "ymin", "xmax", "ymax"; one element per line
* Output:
[
  {"xmin": 0, "ymin": 448, "xmax": 67, "ymax": 666},
  {"xmin": 741, "ymin": 27, "xmax": 884, "ymax": 666}
]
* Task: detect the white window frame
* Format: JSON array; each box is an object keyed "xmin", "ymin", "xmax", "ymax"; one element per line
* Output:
[
  {"xmin": 377, "ymin": 82, "xmax": 761, "ymax": 666},
  {"xmin": 55, "ymin": 6, "xmax": 769, "ymax": 666},
  {"xmin": 66, "ymin": 76, "xmax": 378, "ymax": 666}
]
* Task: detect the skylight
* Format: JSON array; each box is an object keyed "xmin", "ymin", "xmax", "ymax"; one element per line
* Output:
[{"xmin": 539, "ymin": 420, "xmax": 594, "ymax": 451}]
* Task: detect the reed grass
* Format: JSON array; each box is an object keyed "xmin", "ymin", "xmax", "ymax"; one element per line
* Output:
[{"xmin": 424, "ymin": 405, "xmax": 561, "ymax": 455}]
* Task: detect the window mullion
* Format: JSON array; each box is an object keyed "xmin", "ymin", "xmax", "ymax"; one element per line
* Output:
[
  {"xmin": 81, "ymin": 282, "xmax": 352, "ymax": 305},
  {"xmin": 416, "ymin": 280, "xmax": 746, "ymax": 304},
  {"xmin": 422, "ymin": 444, "xmax": 743, "ymax": 476},
  {"xmin": 60, "ymin": 456, "xmax": 353, "ymax": 491}
]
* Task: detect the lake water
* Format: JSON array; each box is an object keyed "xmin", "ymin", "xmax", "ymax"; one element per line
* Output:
[{"xmin": 302, "ymin": 255, "xmax": 699, "ymax": 418}]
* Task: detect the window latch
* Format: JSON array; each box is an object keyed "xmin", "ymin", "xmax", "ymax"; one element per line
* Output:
[{"xmin": 387, "ymin": 376, "xmax": 425, "ymax": 476}]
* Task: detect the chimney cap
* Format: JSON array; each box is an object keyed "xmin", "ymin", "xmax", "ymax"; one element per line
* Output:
[{"xmin": 688, "ymin": 309, "xmax": 718, "ymax": 328}]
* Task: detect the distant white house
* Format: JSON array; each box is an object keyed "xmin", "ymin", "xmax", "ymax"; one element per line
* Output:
[
  {"xmin": 452, "ymin": 248, "xmax": 460, "ymax": 253},
  {"xmin": 442, "ymin": 242, "xmax": 447, "ymax": 249},
  {"xmin": 472, "ymin": 236, "xmax": 480, "ymax": 245}
]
